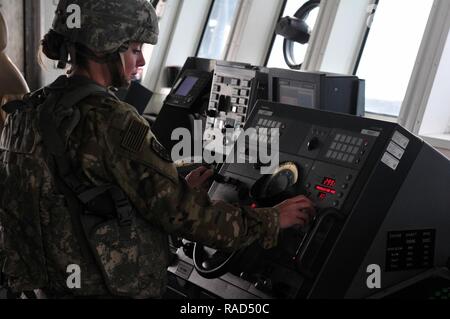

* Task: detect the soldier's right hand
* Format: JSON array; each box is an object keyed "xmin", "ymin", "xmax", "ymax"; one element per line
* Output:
[
  {"xmin": 274, "ymin": 195, "xmax": 316, "ymax": 229},
  {"xmin": 185, "ymin": 166, "xmax": 214, "ymax": 190}
]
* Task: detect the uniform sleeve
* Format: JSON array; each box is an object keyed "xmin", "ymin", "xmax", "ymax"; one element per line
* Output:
[{"xmin": 78, "ymin": 100, "xmax": 280, "ymax": 251}]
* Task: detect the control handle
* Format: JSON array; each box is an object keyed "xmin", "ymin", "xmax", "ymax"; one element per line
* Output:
[{"xmin": 295, "ymin": 208, "xmax": 343, "ymax": 277}]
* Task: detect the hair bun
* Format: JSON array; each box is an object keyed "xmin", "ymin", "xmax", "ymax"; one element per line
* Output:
[{"xmin": 41, "ymin": 29, "xmax": 66, "ymax": 61}]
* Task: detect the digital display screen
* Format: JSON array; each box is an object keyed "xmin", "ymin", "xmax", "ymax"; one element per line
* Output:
[
  {"xmin": 315, "ymin": 177, "xmax": 338, "ymax": 200},
  {"xmin": 278, "ymin": 79, "xmax": 315, "ymax": 108},
  {"xmin": 175, "ymin": 76, "xmax": 199, "ymax": 97},
  {"xmin": 315, "ymin": 185, "xmax": 337, "ymax": 195}
]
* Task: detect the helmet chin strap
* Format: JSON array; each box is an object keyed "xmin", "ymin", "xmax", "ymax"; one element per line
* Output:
[{"xmin": 106, "ymin": 51, "xmax": 130, "ymax": 89}]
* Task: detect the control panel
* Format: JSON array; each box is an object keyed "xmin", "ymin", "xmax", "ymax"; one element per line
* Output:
[
  {"xmin": 168, "ymin": 100, "xmax": 387, "ymax": 298},
  {"xmin": 203, "ymin": 61, "xmax": 268, "ymax": 157},
  {"xmin": 167, "ymin": 97, "xmax": 450, "ymax": 299}
]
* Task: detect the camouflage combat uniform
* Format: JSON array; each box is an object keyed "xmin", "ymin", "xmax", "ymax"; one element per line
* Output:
[
  {"xmin": 0, "ymin": 75, "xmax": 279, "ymax": 298},
  {"xmin": 0, "ymin": 0, "xmax": 280, "ymax": 299}
]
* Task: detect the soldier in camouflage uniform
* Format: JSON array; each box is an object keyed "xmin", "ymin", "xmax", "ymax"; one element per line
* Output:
[{"xmin": 0, "ymin": 0, "xmax": 315, "ymax": 298}]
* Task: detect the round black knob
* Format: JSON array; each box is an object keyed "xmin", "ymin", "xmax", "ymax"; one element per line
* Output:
[
  {"xmin": 207, "ymin": 109, "xmax": 218, "ymax": 118},
  {"xmin": 240, "ymin": 272, "xmax": 250, "ymax": 280},
  {"xmin": 254, "ymin": 278, "xmax": 271, "ymax": 291},
  {"xmin": 307, "ymin": 137, "xmax": 320, "ymax": 151}
]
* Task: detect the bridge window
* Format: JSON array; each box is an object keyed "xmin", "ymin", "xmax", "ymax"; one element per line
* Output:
[
  {"xmin": 266, "ymin": 0, "xmax": 320, "ymax": 69},
  {"xmin": 419, "ymin": 28, "xmax": 450, "ymax": 151},
  {"xmin": 355, "ymin": 0, "xmax": 433, "ymax": 117},
  {"xmin": 197, "ymin": 0, "xmax": 241, "ymax": 60}
]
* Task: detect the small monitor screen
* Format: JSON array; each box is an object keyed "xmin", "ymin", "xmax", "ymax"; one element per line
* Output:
[
  {"xmin": 175, "ymin": 76, "xmax": 199, "ymax": 97},
  {"xmin": 278, "ymin": 79, "xmax": 315, "ymax": 109}
]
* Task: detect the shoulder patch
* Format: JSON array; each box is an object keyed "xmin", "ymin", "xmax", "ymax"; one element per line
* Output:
[
  {"xmin": 121, "ymin": 119, "xmax": 149, "ymax": 153},
  {"xmin": 151, "ymin": 138, "xmax": 173, "ymax": 162}
]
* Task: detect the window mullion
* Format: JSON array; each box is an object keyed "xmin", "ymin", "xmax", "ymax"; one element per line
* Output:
[{"xmin": 398, "ymin": 0, "xmax": 450, "ymax": 133}]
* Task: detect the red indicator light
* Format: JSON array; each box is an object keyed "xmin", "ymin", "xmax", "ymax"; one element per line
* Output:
[
  {"xmin": 315, "ymin": 185, "xmax": 337, "ymax": 195},
  {"xmin": 318, "ymin": 192, "xmax": 327, "ymax": 200},
  {"xmin": 322, "ymin": 177, "xmax": 337, "ymax": 188},
  {"xmin": 251, "ymin": 203, "xmax": 257, "ymax": 209}
]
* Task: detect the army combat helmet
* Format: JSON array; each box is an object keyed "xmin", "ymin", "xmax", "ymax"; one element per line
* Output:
[{"xmin": 50, "ymin": 0, "xmax": 158, "ymax": 67}]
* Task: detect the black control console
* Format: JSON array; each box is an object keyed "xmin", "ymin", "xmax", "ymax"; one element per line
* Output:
[{"xmin": 167, "ymin": 100, "xmax": 450, "ymax": 299}]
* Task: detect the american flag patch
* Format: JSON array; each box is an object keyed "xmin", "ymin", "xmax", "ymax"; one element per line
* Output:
[{"xmin": 121, "ymin": 119, "xmax": 149, "ymax": 153}]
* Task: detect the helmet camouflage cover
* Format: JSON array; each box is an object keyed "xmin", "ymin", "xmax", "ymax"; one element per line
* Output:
[{"xmin": 52, "ymin": 0, "xmax": 159, "ymax": 54}]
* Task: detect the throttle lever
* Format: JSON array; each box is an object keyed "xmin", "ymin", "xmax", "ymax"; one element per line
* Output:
[
  {"xmin": 212, "ymin": 172, "xmax": 249, "ymax": 201},
  {"xmin": 212, "ymin": 172, "xmax": 242, "ymax": 187}
]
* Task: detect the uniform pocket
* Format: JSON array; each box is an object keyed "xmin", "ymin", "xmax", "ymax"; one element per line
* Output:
[{"xmin": 88, "ymin": 218, "xmax": 140, "ymax": 296}]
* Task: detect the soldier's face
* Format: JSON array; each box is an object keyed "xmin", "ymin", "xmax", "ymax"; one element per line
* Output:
[{"xmin": 121, "ymin": 42, "xmax": 146, "ymax": 82}]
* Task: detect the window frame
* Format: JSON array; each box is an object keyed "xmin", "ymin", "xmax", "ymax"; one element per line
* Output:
[
  {"xmin": 225, "ymin": 0, "xmax": 284, "ymax": 66},
  {"xmin": 398, "ymin": 0, "xmax": 450, "ymax": 142},
  {"xmin": 262, "ymin": 0, "xmax": 290, "ymax": 66},
  {"xmin": 353, "ymin": 0, "xmax": 435, "ymax": 119},
  {"xmin": 265, "ymin": 0, "xmax": 322, "ymax": 70},
  {"xmin": 194, "ymin": 0, "xmax": 216, "ymax": 57},
  {"xmin": 301, "ymin": 0, "xmax": 449, "ymax": 139},
  {"xmin": 352, "ymin": 0, "xmax": 380, "ymax": 75}
]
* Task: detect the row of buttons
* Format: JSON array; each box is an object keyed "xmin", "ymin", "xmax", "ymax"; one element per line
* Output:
[
  {"xmin": 216, "ymin": 76, "xmax": 251, "ymax": 88},
  {"xmin": 330, "ymin": 142, "xmax": 361, "ymax": 155},
  {"xmin": 327, "ymin": 134, "xmax": 369, "ymax": 165},
  {"xmin": 249, "ymin": 132, "xmax": 278, "ymax": 144},
  {"xmin": 334, "ymin": 134, "xmax": 365, "ymax": 146},
  {"xmin": 326, "ymin": 151, "xmax": 356, "ymax": 164},
  {"xmin": 232, "ymin": 106, "xmax": 247, "ymax": 114},
  {"xmin": 210, "ymin": 91, "xmax": 249, "ymax": 103},
  {"xmin": 212, "ymin": 84, "xmax": 250, "ymax": 96},
  {"xmin": 257, "ymin": 118, "xmax": 284, "ymax": 129},
  {"xmin": 231, "ymin": 97, "xmax": 248, "ymax": 105},
  {"xmin": 231, "ymin": 88, "xmax": 250, "ymax": 97},
  {"xmin": 311, "ymin": 128, "xmax": 328, "ymax": 137},
  {"xmin": 208, "ymin": 101, "xmax": 248, "ymax": 113}
]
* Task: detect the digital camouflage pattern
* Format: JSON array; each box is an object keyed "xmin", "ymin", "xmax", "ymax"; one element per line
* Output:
[
  {"xmin": 0, "ymin": 76, "xmax": 280, "ymax": 298},
  {"xmin": 52, "ymin": 0, "xmax": 159, "ymax": 54}
]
